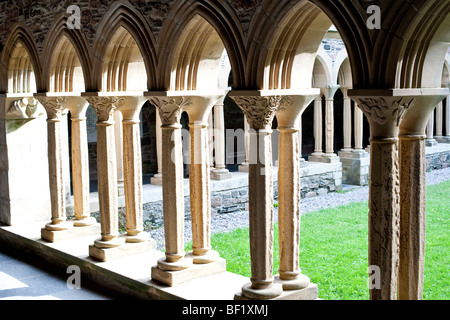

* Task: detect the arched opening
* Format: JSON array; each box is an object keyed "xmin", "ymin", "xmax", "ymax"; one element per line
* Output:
[
  {"xmin": 169, "ymin": 14, "xmax": 227, "ymax": 92},
  {"xmin": 7, "ymin": 42, "xmax": 37, "ymax": 94},
  {"xmin": 101, "ymin": 26, "xmax": 147, "ymax": 92}
]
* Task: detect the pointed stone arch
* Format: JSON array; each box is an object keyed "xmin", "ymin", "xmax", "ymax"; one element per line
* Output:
[
  {"xmin": 91, "ymin": 1, "xmax": 157, "ymax": 92},
  {"xmin": 41, "ymin": 14, "xmax": 92, "ymax": 92},
  {"xmin": 246, "ymin": 0, "xmax": 332, "ymax": 90},
  {"xmin": 0, "ymin": 23, "xmax": 42, "ymax": 93},
  {"xmin": 157, "ymin": 0, "xmax": 246, "ymax": 90}
]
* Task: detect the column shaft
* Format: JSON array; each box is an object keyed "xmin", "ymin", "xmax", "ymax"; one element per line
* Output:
[
  {"xmin": 278, "ymin": 128, "xmax": 301, "ymax": 277},
  {"xmin": 248, "ymin": 129, "xmax": 275, "ymax": 289},
  {"xmin": 123, "ymin": 120, "xmax": 145, "ymax": 241},
  {"xmin": 398, "ymin": 135, "xmax": 426, "ymax": 300},
  {"xmin": 313, "ymin": 98, "xmax": 323, "ymax": 155},
  {"xmin": 354, "ymin": 104, "xmax": 364, "ymax": 150},
  {"xmin": 85, "ymin": 95, "xmax": 125, "ymax": 248},
  {"xmin": 343, "ymin": 96, "xmax": 352, "ymax": 150},
  {"xmin": 325, "ymin": 99, "xmax": 334, "ymax": 155},
  {"xmin": 189, "ymin": 122, "xmax": 216, "ymax": 262},
  {"xmin": 46, "ymin": 118, "xmax": 68, "ymax": 229},
  {"xmin": 435, "ymin": 102, "xmax": 443, "ymax": 138},
  {"xmin": 71, "ymin": 118, "xmax": 93, "ymax": 225},
  {"xmin": 368, "ymin": 137, "xmax": 400, "ymax": 300}
]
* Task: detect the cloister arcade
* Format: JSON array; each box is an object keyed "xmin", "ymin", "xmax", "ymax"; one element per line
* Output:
[{"xmin": 0, "ymin": 0, "xmax": 449, "ymax": 300}]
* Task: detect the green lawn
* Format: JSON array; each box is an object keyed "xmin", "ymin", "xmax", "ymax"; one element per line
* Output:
[{"xmin": 193, "ymin": 179, "xmax": 450, "ymax": 300}]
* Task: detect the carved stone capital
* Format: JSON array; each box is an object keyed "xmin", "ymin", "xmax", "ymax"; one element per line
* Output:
[
  {"xmin": 276, "ymin": 91, "xmax": 319, "ymax": 128},
  {"xmin": 229, "ymin": 95, "xmax": 281, "ymax": 130},
  {"xmin": 147, "ymin": 96, "xmax": 192, "ymax": 126},
  {"xmin": 84, "ymin": 96, "xmax": 125, "ymax": 123},
  {"xmin": 34, "ymin": 96, "xmax": 68, "ymax": 120},
  {"xmin": 6, "ymin": 97, "xmax": 44, "ymax": 120},
  {"xmin": 357, "ymin": 96, "xmax": 415, "ymax": 127}
]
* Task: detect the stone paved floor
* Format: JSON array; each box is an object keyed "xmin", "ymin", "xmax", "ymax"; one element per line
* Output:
[{"xmin": 0, "ymin": 247, "xmax": 127, "ymax": 300}]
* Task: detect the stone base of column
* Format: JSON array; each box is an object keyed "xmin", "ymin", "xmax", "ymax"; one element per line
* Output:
[
  {"xmin": 41, "ymin": 222, "xmax": 100, "ymax": 242},
  {"xmin": 425, "ymin": 138, "xmax": 438, "ymax": 147},
  {"xmin": 234, "ymin": 283, "xmax": 318, "ymax": 300},
  {"xmin": 321, "ymin": 154, "xmax": 340, "ymax": 163},
  {"xmin": 339, "ymin": 150, "xmax": 370, "ymax": 186},
  {"xmin": 442, "ymin": 136, "xmax": 450, "ymax": 143},
  {"xmin": 150, "ymin": 173, "xmax": 163, "ymax": 186},
  {"xmin": 435, "ymin": 136, "xmax": 446, "ymax": 143},
  {"xmin": 308, "ymin": 153, "xmax": 324, "ymax": 162},
  {"xmin": 89, "ymin": 237, "xmax": 156, "ymax": 262},
  {"xmin": 151, "ymin": 254, "xmax": 227, "ymax": 287},
  {"xmin": 211, "ymin": 168, "xmax": 232, "ymax": 180},
  {"xmin": 238, "ymin": 163, "xmax": 249, "ymax": 172}
]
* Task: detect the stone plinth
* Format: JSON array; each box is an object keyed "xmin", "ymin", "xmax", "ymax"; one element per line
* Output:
[
  {"xmin": 339, "ymin": 150, "xmax": 370, "ymax": 186},
  {"xmin": 41, "ymin": 222, "xmax": 100, "ymax": 242},
  {"xmin": 151, "ymin": 254, "xmax": 227, "ymax": 287},
  {"xmin": 89, "ymin": 237, "xmax": 156, "ymax": 262},
  {"xmin": 234, "ymin": 283, "xmax": 318, "ymax": 300}
]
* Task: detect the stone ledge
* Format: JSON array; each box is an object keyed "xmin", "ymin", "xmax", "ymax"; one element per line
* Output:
[
  {"xmin": 0, "ymin": 221, "xmax": 251, "ymax": 300},
  {"xmin": 234, "ymin": 283, "xmax": 318, "ymax": 300}
]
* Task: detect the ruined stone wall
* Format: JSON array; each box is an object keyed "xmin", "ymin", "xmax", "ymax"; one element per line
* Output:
[{"xmin": 0, "ymin": 0, "xmax": 262, "ymax": 54}]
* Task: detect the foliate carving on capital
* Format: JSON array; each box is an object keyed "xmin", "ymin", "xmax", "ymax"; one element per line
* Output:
[
  {"xmin": 148, "ymin": 96, "xmax": 192, "ymax": 125},
  {"xmin": 6, "ymin": 97, "xmax": 44, "ymax": 120},
  {"xmin": 85, "ymin": 96, "xmax": 125, "ymax": 122},
  {"xmin": 357, "ymin": 97, "xmax": 415, "ymax": 127},
  {"xmin": 231, "ymin": 95, "xmax": 281, "ymax": 130},
  {"xmin": 35, "ymin": 96, "xmax": 68, "ymax": 120}
]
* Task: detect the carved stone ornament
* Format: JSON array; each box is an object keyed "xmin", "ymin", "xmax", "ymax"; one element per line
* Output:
[
  {"xmin": 6, "ymin": 97, "xmax": 45, "ymax": 120},
  {"xmin": 34, "ymin": 96, "xmax": 68, "ymax": 120},
  {"xmin": 148, "ymin": 96, "xmax": 192, "ymax": 125},
  {"xmin": 85, "ymin": 96, "xmax": 125, "ymax": 122},
  {"xmin": 358, "ymin": 97, "xmax": 415, "ymax": 126},
  {"xmin": 230, "ymin": 95, "xmax": 281, "ymax": 130}
]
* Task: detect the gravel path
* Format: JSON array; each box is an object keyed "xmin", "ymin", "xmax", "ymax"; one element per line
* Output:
[{"xmin": 148, "ymin": 167, "xmax": 450, "ymax": 250}]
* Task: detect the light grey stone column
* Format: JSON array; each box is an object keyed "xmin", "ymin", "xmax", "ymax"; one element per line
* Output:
[
  {"xmin": 211, "ymin": 97, "xmax": 232, "ymax": 180},
  {"xmin": 230, "ymin": 92, "xmax": 283, "ymax": 300},
  {"xmin": 35, "ymin": 95, "xmax": 72, "ymax": 234},
  {"xmin": 84, "ymin": 94, "xmax": 125, "ymax": 250}
]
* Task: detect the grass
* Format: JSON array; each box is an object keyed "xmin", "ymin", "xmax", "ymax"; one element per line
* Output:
[{"xmin": 187, "ymin": 179, "xmax": 450, "ymax": 300}]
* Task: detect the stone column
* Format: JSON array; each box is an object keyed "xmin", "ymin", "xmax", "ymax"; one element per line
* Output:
[
  {"xmin": 445, "ymin": 95, "xmax": 450, "ymax": 142},
  {"xmin": 323, "ymin": 85, "xmax": 340, "ymax": 162},
  {"xmin": 229, "ymin": 91, "xmax": 283, "ymax": 300},
  {"xmin": 354, "ymin": 103, "xmax": 364, "ymax": 151},
  {"xmin": 349, "ymin": 90, "xmax": 417, "ymax": 300},
  {"xmin": 114, "ymin": 111, "xmax": 125, "ymax": 196},
  {"xmin": 308, "ymin": 97, "xmax": 324, "ymax": 162},
  {"xmin": 211, "ymin": 96, "xmax": 232, "ymax": 180},
  {"xmin": 435, "ymin": 101, "xmax": 444, "ymax": 142},
  {"xmin": 151, "ymin": 108, "xmax": 163, "ymax": 185},
  {"xmin": 83, "ymin": 94, "xmax": 125, "ymax": 251},
  {"xmin": 341, "ymin": 88, "xmax": 353, "ymax": 153},
  {"xmin": 118, "ymin": 95, "xmax": 150, "ymax": 243},
  {"xmin": 208, "ymin": 110, "xmax": 214, "ymax": 169},
  {"xmin": 34, "ymin": 95, "xmax": 72, "ymax": 237},
  {"xmin": 183, "ymin": 94, "xmax": 224, "ymax": 264},
  {"xmin": 146, "ymin": 94, "xmax": 192, "ymax": 271},
  {"xmin": 425, "ymin": 108, "xmax": 437, "ymax": 147},
  {"xmin": 239, "ymin": 115, "xmax": 250, "ymax": 172},
  {"xmin": 274, "ymin": 92, "xmax": 318, "ymax": 292},
  {"xmin": 66, "ymin": 97, "xmax": 96, "ymax": 227},
  {"xmin": 397, "ymin": 90, "xmax": 448, "ymax": 300}
]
